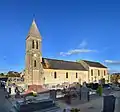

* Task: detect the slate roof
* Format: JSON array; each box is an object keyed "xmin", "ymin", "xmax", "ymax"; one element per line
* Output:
[
  {"xmin": 27, "ymin": 19, "xmax": 42, "ymax": 39},
  {"xmin": 82, "ymin": 60, "xmax": 107, "ymax": 68},
  {"xmin": 42, "ymin": 58, "xmax": 87, "ymax": 71}
]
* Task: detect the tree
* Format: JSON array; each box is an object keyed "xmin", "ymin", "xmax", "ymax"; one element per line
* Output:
[
  {"xmin": 0, "ymin": 73, "xmax": 4, "ymax": 76},
  {"xmin": 7, "ymin": 71, "xmax": 20, "ymax": 77},
  {"xmin": 111, "ymin": 73, "xmax": 120, "ymax": 84}
]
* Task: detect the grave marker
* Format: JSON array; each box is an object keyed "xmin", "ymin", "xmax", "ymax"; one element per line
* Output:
[{"xmin": 103, "ymin": 95, "xmax": 116, "ymax": 112}]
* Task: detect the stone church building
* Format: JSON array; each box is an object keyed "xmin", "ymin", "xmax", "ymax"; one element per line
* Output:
[{"xmin": 24, "ymin": 19, "xmax": 109, "ymax": 88}]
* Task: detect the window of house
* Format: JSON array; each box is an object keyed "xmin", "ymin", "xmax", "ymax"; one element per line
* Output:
[
  {"xmin": 98, "ymin": 70, "xmax": 100, "ymax": 76},
  {"xmin": 91, "ymin": 69, "xmax": 93, "ymax": 76},
  {"xmin": 104, "ymin": 70, "xmax": 106, "ymax": 76},
  {"xmin": 32, "ymin": 40, "xmax": 34, "ymax": 48},
  {"xmin": 76, "ymin": 73, "xmax": 78, "ymax": 78},
  {"xmin": 34, "ymin": 60, "xmax": 36, "ymax": 67},
  {"xmin": 36, "ymin": 40, "xmax": 38, "ymax": 49},
  {"xmin": 54, "ymin": 72, "xmax": 57, "ymax": 78},
  {"xmin": 66, "ymin": 72, "xmax": 68, "ymax": 78}
]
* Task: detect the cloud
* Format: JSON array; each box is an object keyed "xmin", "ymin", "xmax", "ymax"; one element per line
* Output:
[
  {"xmin": 60, "ymin": 48, "xmax": 97, "ymax": 56},
  {"xmin": 60, "ymin": 40, "xmax": 97, "ymax": 56},
  {"xmin": 105, "ymin": 60, "xmax": 120, "ymax": 64},
  {"xmin": 79, "ymin": 40, "xmax": 87, "ymax": 48}
]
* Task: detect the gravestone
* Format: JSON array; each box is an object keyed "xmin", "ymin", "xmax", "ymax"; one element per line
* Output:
[
  {"xmin": 50, "ymin": 90, "xmax": 56, "ymax": 101},
  {"xmin": 115, "ymin": 97, "xmax": 120, "ymax": 112},
  {"xmin": 37, "ymin": 92, "xmax": 50, "ymax": 100},
  {"xmin": 81, "ymin": 85, "xmax": 89, "ymax": 102},
  {"xmin": 103, "ymin": 95, "xmax": 116, "ymax": 112}
]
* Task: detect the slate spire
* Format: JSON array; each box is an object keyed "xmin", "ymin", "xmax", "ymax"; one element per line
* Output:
[{"xmin": 27, "ymin": 19, "xmax": 42, "ymax": 39}]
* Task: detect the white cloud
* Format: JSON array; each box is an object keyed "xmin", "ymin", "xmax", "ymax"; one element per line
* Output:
[
  {"xmin": 79, "ymin": 40, "xmax": 87, "ymax": 48},
  {"xmin": 60, "ymin": 40, "xmax": 97, "ymax": 56},
  {"xmin": 105, "ymin": 60, "xmax": 120, "ymax": 64},
  {"xmin": 60, "ymin": 48, "xmax": 97, "ymax": 56}
]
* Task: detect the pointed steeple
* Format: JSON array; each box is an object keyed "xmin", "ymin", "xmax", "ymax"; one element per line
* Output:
[{"xmin": 27, "ymin": 19, "xmax": 42, "ymax": 39}]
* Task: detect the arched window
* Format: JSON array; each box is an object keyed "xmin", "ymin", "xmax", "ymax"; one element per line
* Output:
[
  {"xmin": 76, "ymin": 73, "xmax": 78, "ymax": 78},
  {"xmin": 36, "ymin": 40, "xmax": 38, "ymax": 49},
  {"xmin": 54, "ymin": 72, "xmax": 57, "ymax": 78},
  {"xmin": 34, "ymin": 60, "xmax": 36, "ymax": 67},
  {"xmin": 66, "ymin": 72, "xmax": 68, "ymax": 78},
  {"xmin": 32, "ymin": 40, "xmax": 34, "ymax": 48}
]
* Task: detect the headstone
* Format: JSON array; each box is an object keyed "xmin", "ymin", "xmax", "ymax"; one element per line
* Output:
[
  {"xmin": 50, "ymin": 90, "xmax": 56, "ymax": 101},
  {"xmin": 103, "ymin": 95, "xmax": 116, "ymax": 112},
  {"xmin": 65, "ymin": 91, "xmax": 71, "ymax": 104},
  {"xmin": 115, "ymin": 97, "xmax": 120, "ymax": 112},
  {"xmin": 81, "ymin": 86, "xmax": 89, "ymax": 102},
  {"xmin": 38, "ymin": 92, "xmax": 50, "ymax": 100}
]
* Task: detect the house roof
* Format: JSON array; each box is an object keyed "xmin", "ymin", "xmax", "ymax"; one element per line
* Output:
[
  {"xmin": 82, "ymin": 60, "xmax": 107, "ymax": 68},
  {"xmin": 42, "ymin": 58, "xmax": 87, "ymax": 71}
]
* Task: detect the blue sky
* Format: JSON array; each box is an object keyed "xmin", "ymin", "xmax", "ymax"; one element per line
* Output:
[{"xmin": 0, "ymin": 0, "xmax": 120, "ymax": 73}]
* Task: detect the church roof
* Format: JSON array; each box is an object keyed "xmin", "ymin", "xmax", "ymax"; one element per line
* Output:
[
  {"xmin": 27, "ymin": 19, "xmax": 42, "ymax": 39},
  {"xmin": 42, "ymin": 58, "xmax": 87, "ymax": 71},
  {"xmin": 82, "ymin": 60, "xmax": 107, "ymax": 68}
]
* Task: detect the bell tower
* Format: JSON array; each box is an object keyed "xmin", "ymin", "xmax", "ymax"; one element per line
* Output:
[{"xmin": 25, "ymin": 19, "xmax": 44, "ymax": 86}]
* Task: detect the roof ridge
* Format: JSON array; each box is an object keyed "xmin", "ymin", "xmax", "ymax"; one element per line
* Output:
[
  {"xmin": 82, "ymin": 60, "xmax": 107, "ymax": 68},
  {"xmin": 82, "ymin": 60, "xmax": 100, "ymax": 63}
]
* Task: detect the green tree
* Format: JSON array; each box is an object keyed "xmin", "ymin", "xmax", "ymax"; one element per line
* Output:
[
  {"xmin": 7, "ymin": 71, "xmax": 20, "ymax": 77},
  {"xmin": 111, "ymin": 73, "xmax": 120, "ymax": 84},
  {"xmin": 0, "ymin": 73, "xmax": 4, "ymax": 76}
]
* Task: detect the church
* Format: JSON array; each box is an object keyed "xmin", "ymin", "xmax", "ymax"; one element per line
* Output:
[{"xmin": 24, "ymin": 19, "xmax": 109, "ymax": 89}]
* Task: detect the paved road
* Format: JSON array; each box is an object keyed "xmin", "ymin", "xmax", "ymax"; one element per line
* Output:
[{"xmin": 0, "ymin": 87, "xmax": 12, "ymax": 112}]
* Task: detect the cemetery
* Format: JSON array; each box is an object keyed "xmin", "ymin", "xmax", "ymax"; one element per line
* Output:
[{"xmin": 1, "ymin": 80, "xmax": 120, "ymax": 112}]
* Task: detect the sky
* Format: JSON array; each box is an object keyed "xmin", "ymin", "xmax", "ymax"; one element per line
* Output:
[{"xmin": 0, "ymin": 0, "xmax": 120, "ymax": 73}]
